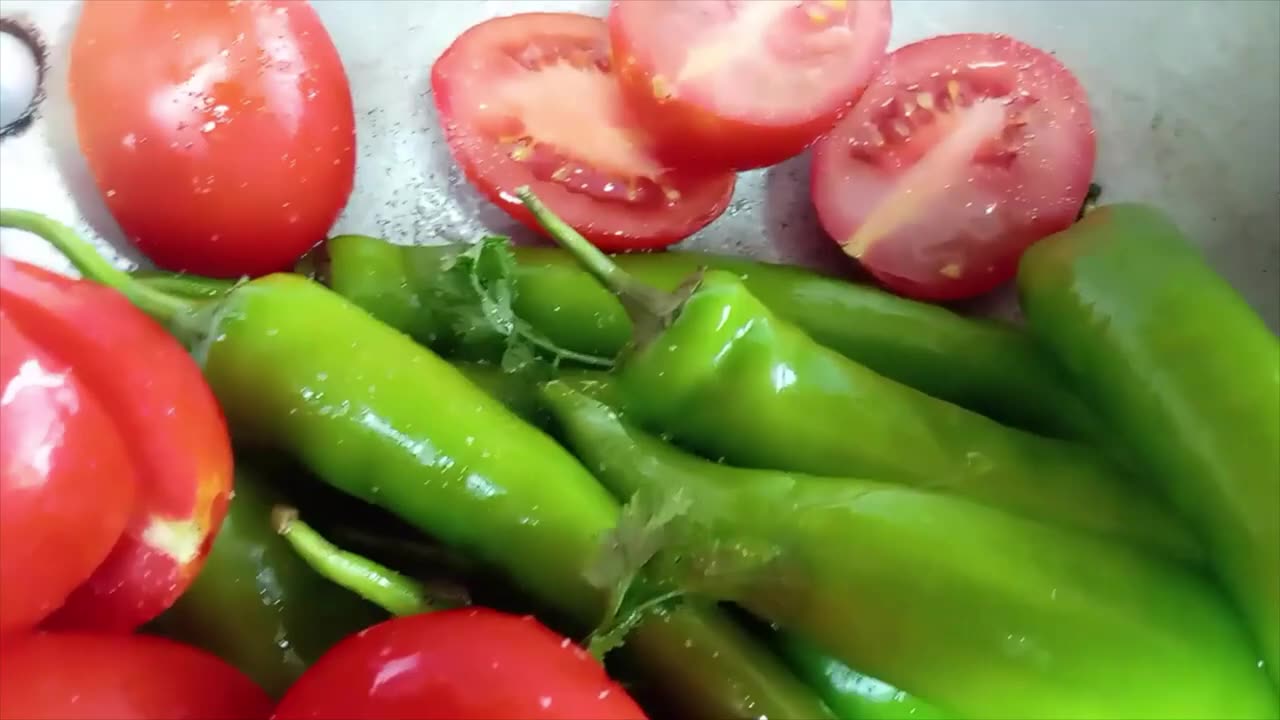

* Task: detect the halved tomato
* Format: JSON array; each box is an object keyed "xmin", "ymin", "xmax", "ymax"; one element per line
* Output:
[
  {"xmin": 611, "ymin": 0, "xmax": 891, "ymax": 171},
  {"xmin": 431, "ymin": 12, "xmax": 736, "ymax": 251},
  {"xmin": 811, "ymin": 33, "xmax": 1096, "ymax": 301}
]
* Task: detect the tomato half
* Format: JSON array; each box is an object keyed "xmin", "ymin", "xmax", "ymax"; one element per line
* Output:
[
  {"xmin": 811, "ymin": 33, "xmax": 1096, "ymax": 300},
  {"xmin": 69, "ymin": 0, "xmax": 355, "ymax": 277},
  {"xmin": 432, "ymin": 13, "xmax": 736, "ymax": 251},
  {"xmin": 0, "ymin": 309, "xmax": 136, "ymax": 637},
  {"xmin": 610, "ymin": 0, "xmax": 892, "ymax": 171},
  {"xmin": 0, "ymin": 633, "xmax": 272, "ymax": 720},
  {"xmin": 272, "ymin": 609, "xmax": 647, "ymax": 720}
]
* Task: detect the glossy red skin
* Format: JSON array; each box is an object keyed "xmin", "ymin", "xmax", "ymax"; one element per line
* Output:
[
  {"xmin": 69, "ymin": 0, "xmax": 355, "ymax": 277},
  {"xmin": 273, "ymin": 609, "xmax": 647, "ymax": 720},
  {"xmin": 0, "ymin": 311, "xmax": 136, "ymax": 637},
  {"xmin": 431, "ymin": 12, "xmax": 736, "ymax": 251},
  {"xmin": 811, "ymin": 33, "xmax": 1096, "ymax": 301},
  {"xmin": 0, "ymin": 632, "xmax": 272, "ymax": 720},
  {"xmin": 610, "ymin": 0, "xmax": 892, "ymax": 171},
  {"xmin": 0, "ymin": 258, "xmax": 233, "ymax": 632}
]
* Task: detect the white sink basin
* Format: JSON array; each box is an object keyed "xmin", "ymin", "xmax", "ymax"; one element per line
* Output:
[{"xmin": 1, "ymin": 0, "xmax": 1277, "ymax": 328}]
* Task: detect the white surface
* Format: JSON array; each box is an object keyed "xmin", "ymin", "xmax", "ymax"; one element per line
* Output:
[{"xmin": 1, "ymin": 0, "xmax": 1278, "ymax": 328}]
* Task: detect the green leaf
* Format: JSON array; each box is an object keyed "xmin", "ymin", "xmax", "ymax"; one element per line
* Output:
[
  {"xmin": 433, "ymin": 236, "xmax": 614, "ymax": 368},
  {"xmin": 584, "ymin": 486, "xmax": 692, "ymax": 648},
  {"xmin": 586, "ymin": 589, "xmax": 685, "ymax": 660}
]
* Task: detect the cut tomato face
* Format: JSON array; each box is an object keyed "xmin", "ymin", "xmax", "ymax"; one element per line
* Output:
[
  {"xmin": 431, "ymin": 12, "xmax": 736, "ymax": 252},
  {"xmin": 611, "ymin": 0, "xmax": 891, "ymax": 171},
  {"xmin": 811, "ymin": 33, "xmax": 1096, "ymax": 301}
]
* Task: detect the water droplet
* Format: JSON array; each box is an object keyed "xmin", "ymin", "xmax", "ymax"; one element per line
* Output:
[{"xmin": 201, "ymin": 121, "xmax": 216, "ymax": 133}]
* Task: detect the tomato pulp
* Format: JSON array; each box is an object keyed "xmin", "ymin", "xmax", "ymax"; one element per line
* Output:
[
  {"xmin": 611, "ymin": 0, "xmax": 892, "ymax": 170},
  {"xmin": 811, "ymin": 33, "xmax": 1096, "ymax": 300},
  {"xmin": 69, "ymin": 0, "xmax": 355, "ymax": 277},
  {"xmin": 432, "ymin": 12, "xmax": 736, "ymax": 251},
  {"xmin": 273, "ymin": 609, "xmax": 647, "ymax": 720}
]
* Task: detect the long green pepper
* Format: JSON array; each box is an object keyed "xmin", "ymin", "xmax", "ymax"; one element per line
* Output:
[
  {"xmin": 541, "ymin": 383, "xmax": 1278, "ymax": 720},
  {"xmin": 311, "ymin": 231, "xmax": 1099, "ymax": 441},
  {"xmin": 1019, "ymin": 204, "xmax": 1280, "ymax": 682},
  {"xmin": 0, "ymin": 209, "xmax": 834, "ymax": 720},
  {"xmin": 454, "ymin": 360, "xmax": 926, "ymax": 720},
  {"xmin": 513, "ymin": 189, "xmax": 1201, "ymax": 565}
]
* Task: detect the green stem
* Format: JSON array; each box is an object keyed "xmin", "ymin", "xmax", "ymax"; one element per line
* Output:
[
  {"xmin": 272, "ymin": 506, "xmax": 434, "ymax": 617},
  {"xmin": 514, "ymin": 187, "xmax": 697, "ymax": 345},
  {"xmin": 134, "ymin": 271, "xmax": 238, "ymax": 301},
  {"xmin": 0, "ymin": 209, "xmax": 202, "ymax": 337}
]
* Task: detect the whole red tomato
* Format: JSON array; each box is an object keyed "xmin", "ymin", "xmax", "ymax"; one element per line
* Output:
[
  {"xmin": 0, "ymin": 311, "xmax": 136, "ymax": 636},
  {"xmin": 0, "ymin": 255, "xmax": 233, "ymax": 633},
  {"xmin": 0, "ymin": 633, "xmax": 272, "ymax": 720},
  {"xmin": 68, "ymin": 0, "xmax": 355, "ymax": 277},
  {"xmin": 273, "ymin": 608, "xmax": 647, "ymax": 720}
]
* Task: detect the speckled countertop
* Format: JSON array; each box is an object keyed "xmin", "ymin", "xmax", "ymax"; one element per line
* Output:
[{"xmin": 1, "ymin": 0, "xmax": 1277, "ymax": 327}]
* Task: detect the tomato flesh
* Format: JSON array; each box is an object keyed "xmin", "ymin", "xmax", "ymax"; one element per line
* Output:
[
  {"xmin": 432, "ymin": 12, "xmax": 735, "ymax": 251},
  {"xmin": 69, "ymin": 0, "xmax": 355, "ymax": 277},
  {"xmin": 0, "ymin": 633, "xmax": 272, "ymax": 720},
  {"xmin": 0, "ymin": 304, "xmax": 136, "ymax": 637},
  {"xmin": 273, "ymin": 608, "xmax": 647, "ymax": 720},
  {"xmin": 811, "ymin": 33, "xmax": 1096, "ymax": 300},
  {"xmin": 611, "ymin": 0, "xmax": 892, "ymax": 170}
]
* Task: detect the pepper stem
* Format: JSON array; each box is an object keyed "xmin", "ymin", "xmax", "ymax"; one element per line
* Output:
[
  {"xmin": 133, "ymin": 271, "xmax": 238, "ymax": 301},
  {"xmin": 514, "ymin": 187, "xmax": 702, "ymax": 349},
  {"xmin": 272, "ymin": 505, "xmax": 435, "ymax": 617},
  {"xmin": 0, "ymin": 209, "xmax": 205, "ymax": 342}
]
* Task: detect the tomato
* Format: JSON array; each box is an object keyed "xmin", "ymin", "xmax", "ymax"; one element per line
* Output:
[
  {"xmin": 0, "ymin": 310, "xmax": 136, "ymax": 637},
  {"xmin": 68, "ymin": 0, "xmax": 355, "ymax": 278},
  {"xmin": 610, "ymin": 0, "xmax": 892, "ymax": 171},
  {"xmin": 811, "ymin": 33, "xmax": 1096, "ymax": 301},
  {"xmin": 0, "ymin": 633, "xmax": 272, "ymax": 720},
  {"xmin": 273, "ymin": 608, "xmax": 647, "ymax": 720},
  {"xmin": 431, "ymin": 13, "xmax": 736, "ymax": 252},
  {"xmin": 0, "ymin": 257, "xmax": 233, "ymax": 633}
]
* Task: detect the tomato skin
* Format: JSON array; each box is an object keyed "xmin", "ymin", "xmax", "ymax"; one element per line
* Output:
[
  {"xmin": 0, "ymin": 632, "xmax": 272, "ymax": 720},
  {"xmin": 811, "ymin": 33, "xmax": 1096, "ymax": 301},
  {"xmin": 431, "ymin": 12, "xmax": 736, "ymax": 252},
  {"xmin": 273, "ymin": 608, "xmax": 647, "ymax": 720},
  {"xmin": 0, "ymin": 258, "xmax": 234, "ymax": 633},
  {"xmin": 69, "ymin": 0, "xmax": 355, "ymax": 278},
  {"xmin": 610, "ymin": 0, "xmax": 892, "ymax": 171},
  {"xmin": 0, "ymin": 308, "xmax": 136, "ymax": 637}
]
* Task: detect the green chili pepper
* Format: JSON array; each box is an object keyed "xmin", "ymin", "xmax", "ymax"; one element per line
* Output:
[
  {"xmin": 774, "ymin": 635, "xmax": 950, "ymax": 720},
  {"xmin": 308, "ymin": 231, "xmax": 1097, "ymax": 441},
  {"xmin": 511, "ymin": 189, "xmax": 1201, "ymax": 566},
  {"xmin": 451, "ymin": 361, "xmax": 614, "ymax": 430},
  {"xmin": 456, "ymin": 360, "xmax": 883, "ymax": 720},
  {"xmin": 2, "ymin": 208, "xmax": 834, "ymax": 720},
  {"xmin": 1018, "ymin": 203, "xmax": 1280, "ymax": 682},
  {"xmin": 541, "ymin": 383, "xmax": 1279, "ymax": 720},
  {"xmin": 146, "ymin": 461, "xmax": 386, "ymax": 697}
]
